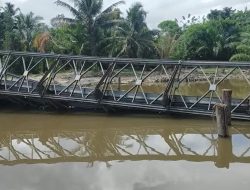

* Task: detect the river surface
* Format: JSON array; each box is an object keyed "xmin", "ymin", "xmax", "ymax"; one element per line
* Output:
[
  {"xmin": 120, "ymin": 79, "xmax": 250, "ymax": 99},
  {"xmin": 0, "ymin": 111, "xmax": 250, "ymax": 190}
]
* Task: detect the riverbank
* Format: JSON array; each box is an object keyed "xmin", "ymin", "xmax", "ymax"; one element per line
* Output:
[{"xmin": 29, "ymin": 69, "xmax": 250, "ymax": 87}]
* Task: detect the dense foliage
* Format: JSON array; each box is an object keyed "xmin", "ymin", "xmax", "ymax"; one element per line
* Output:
[{"xmin": 0, "ymin": 1, "xmax": 250, "ymax": 61}]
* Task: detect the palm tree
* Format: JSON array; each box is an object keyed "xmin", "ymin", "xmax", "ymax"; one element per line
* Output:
[
  {"xmin": 230, "ymin": 32, "xmax": 250, "ymax": 61},
  {"xmin": 212, "ymin": 20, "xmax": 239, "ymax": 60},
  {"xmin": 0, "ymin": 8, "xmax": 4, "ymax": 48},
  {"xmin": 3, "ymin": 2, "xmax": 20, "ymax": 16},
  {"xmin": 53, "ymin": 0, "xmax": 125, "ymax": 56},
  {"xmin": 156, "ymin": 34, "xmax": 179, "ymax": 59},
  {"xmin": 16, "ymin": 12, "xmax": 44, "ymax": 51},
  {"xmin": 1, "ymin": 3, "xmax": 20, "ymax": 50},
  {"xmin": 107, "ymin": 2, "xmax": 157, "ymax": 58}
]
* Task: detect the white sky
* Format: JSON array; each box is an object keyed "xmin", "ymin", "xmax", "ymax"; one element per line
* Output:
[{"xmin": 1, "ymin": 0, "xmax": 250, "ymax": 28}]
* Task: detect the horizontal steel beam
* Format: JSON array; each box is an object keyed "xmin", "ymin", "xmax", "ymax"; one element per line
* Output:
[{"xmin": 1, "ymin": 50, "xmax": 250, "ymax": 66}]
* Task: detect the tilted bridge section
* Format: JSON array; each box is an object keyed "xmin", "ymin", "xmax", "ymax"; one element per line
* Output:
[{"xmin": 0, "ymin": 51, "xmax": 250, "ymax": 120}]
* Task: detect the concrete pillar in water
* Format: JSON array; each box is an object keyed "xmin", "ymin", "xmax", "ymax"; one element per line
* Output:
[
  {"xmin": 222, "ymin": 89, "xmax": 232, "ymax": 126},
  {"xmin": 214, "ymin": 103, "xmax": 229, "ymax": 137}
]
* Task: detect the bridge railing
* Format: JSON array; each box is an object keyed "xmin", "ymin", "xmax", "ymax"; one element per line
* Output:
[{"xmin": 169, "ymin": 61, "xmax": 250, "ymax": 118}]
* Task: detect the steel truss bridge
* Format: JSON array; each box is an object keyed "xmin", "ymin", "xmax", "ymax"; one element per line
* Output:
[
  {"xmin": 0, "ymin": 124, "xmax": 250, "ymax": 168},
  {"xmin": 0, "ymin": 51, "xmax": 250, "ymax": 120}
]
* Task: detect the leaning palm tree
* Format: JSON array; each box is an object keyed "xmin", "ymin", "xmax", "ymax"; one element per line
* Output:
[
  {"xmin": 16, "ymin": 12, "xmax": 44, "ymax": 51},
  {"xmin": 53, "ymin": 0, "xmax": 125, "ymax": 56}
]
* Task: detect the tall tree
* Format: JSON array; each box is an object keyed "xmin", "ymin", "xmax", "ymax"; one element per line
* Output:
[
  {"xmin": 212, "ymin": 20, "xmax": 239, "ymax": 60},
  {"xmin": 183, "ymin": 23, "xmax": 217, "ymax": 60},
  {"xmin": 54, "ymin": 0, "xmax": 124, "ymax": 56},
  {"xmin": 208, "ymin": 7, "xmax": 235, "ymax": 20},
  {"xmin": 158, "ymin": 20, "xmax": 181, "ymax": 36},
  {"xmin": 156, "ymin": 20, "xmax": 181, "ymax": 59},
  {"xmin": 109, "ymin": 2, "xmax": 157, "ymax": 58},
  {"xmin": 50, "ymin": 24, "xmax": 86, "ymax": 54},
  {"xmin": 156, "ymin": 34, "xmax": 179, "ymax": 59},
  {"xmin": 179, "ymin": 14, "xmax": 200, "ymax": 30},
  {"xmin": 0, "ymin": 7, "xmax": 4, "ymax": 49},
  {"xmin": 173, "ymin": 19, "xmax": 240, "ymax": 60},
  {"xmin": 1, "ymin": 3, "xmax": 20, "ymax": 50},
  {"xmin": 16, "ymin": 12, "xmax": 44, "ymax": 51},
  {"xmin": 230, "ymin": 32, "xmax": 250, "ymax": 61}
]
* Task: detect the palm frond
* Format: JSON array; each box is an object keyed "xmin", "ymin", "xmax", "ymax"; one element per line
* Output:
[
  {"xmin": 101, "ymin": 1, "xmax": 125, "ymax": 14},
  {"xmin": 51, "ymin": 16, "xmax": 76, "ymax": 25},
  {"xmin": 55, "ymin": 0, "xmax": 81, "ymax": 19}
]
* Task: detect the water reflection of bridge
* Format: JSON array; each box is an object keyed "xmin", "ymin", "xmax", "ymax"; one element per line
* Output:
[{"xmin": 0, "ymin": 123, "xmax": 250, "ymax": 168}]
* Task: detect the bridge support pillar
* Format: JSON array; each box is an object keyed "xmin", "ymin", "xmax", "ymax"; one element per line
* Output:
[{"xmin": 222, "ymin": 89, "xmax": 232, "ymax": 126}]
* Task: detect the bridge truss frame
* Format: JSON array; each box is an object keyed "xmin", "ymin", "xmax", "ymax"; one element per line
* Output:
[{"xmin": 0, "ymin": 51, "xmax": 250, "ymax": 120}]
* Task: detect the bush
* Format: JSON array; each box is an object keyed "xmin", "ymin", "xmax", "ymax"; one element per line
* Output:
[{"xmin": 230, "ymin": 53, "xmax": 250, "ymax": 61}]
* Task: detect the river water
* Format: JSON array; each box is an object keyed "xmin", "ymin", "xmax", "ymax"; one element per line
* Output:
[{"xmin": 0, "ymin": 111, "xmax": 250, "ymax": 190}]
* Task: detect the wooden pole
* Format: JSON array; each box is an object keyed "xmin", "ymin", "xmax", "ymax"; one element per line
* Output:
[
  {"xmin": 118, "ymin": 77, "xmax": 121, "ymax": 91},
  {"xmin": 214, "ymin": 103, "xmax": 229, "ymax": 138},
  {"xmin": 222, "ymin": 89, "xmax": 232, "ymax": 126},
  {"xmin": 215, "ymin": 137, "xmax": 232, "ymax": 168}
]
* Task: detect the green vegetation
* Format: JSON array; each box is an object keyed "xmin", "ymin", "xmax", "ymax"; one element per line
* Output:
[{"xmin": 0, "ymin": 1, "xmax": 250, "ymax": 62}]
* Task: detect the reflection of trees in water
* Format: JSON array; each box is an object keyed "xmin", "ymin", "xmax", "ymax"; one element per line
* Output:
[
  {"xmin": 74, "ymin": 130, "xmax": 154, "ymax": 167},
  {"xmin": 80, "ymin": 131, "xmax": 124, "ymax": 167}
]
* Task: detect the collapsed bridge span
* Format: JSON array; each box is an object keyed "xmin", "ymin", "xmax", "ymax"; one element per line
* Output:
[{"xmin": 0, "ymin": 51, "xmax": 250, "ymax": 120}]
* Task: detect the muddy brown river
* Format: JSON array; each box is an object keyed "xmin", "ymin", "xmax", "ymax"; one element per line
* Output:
[
  {"xmin": 0, "ymin": 111, "xmax": 249, "ymax": 190},
  {"xmin": 120, "ymin": 79, "xmax": 250, "ymax": 99}
]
